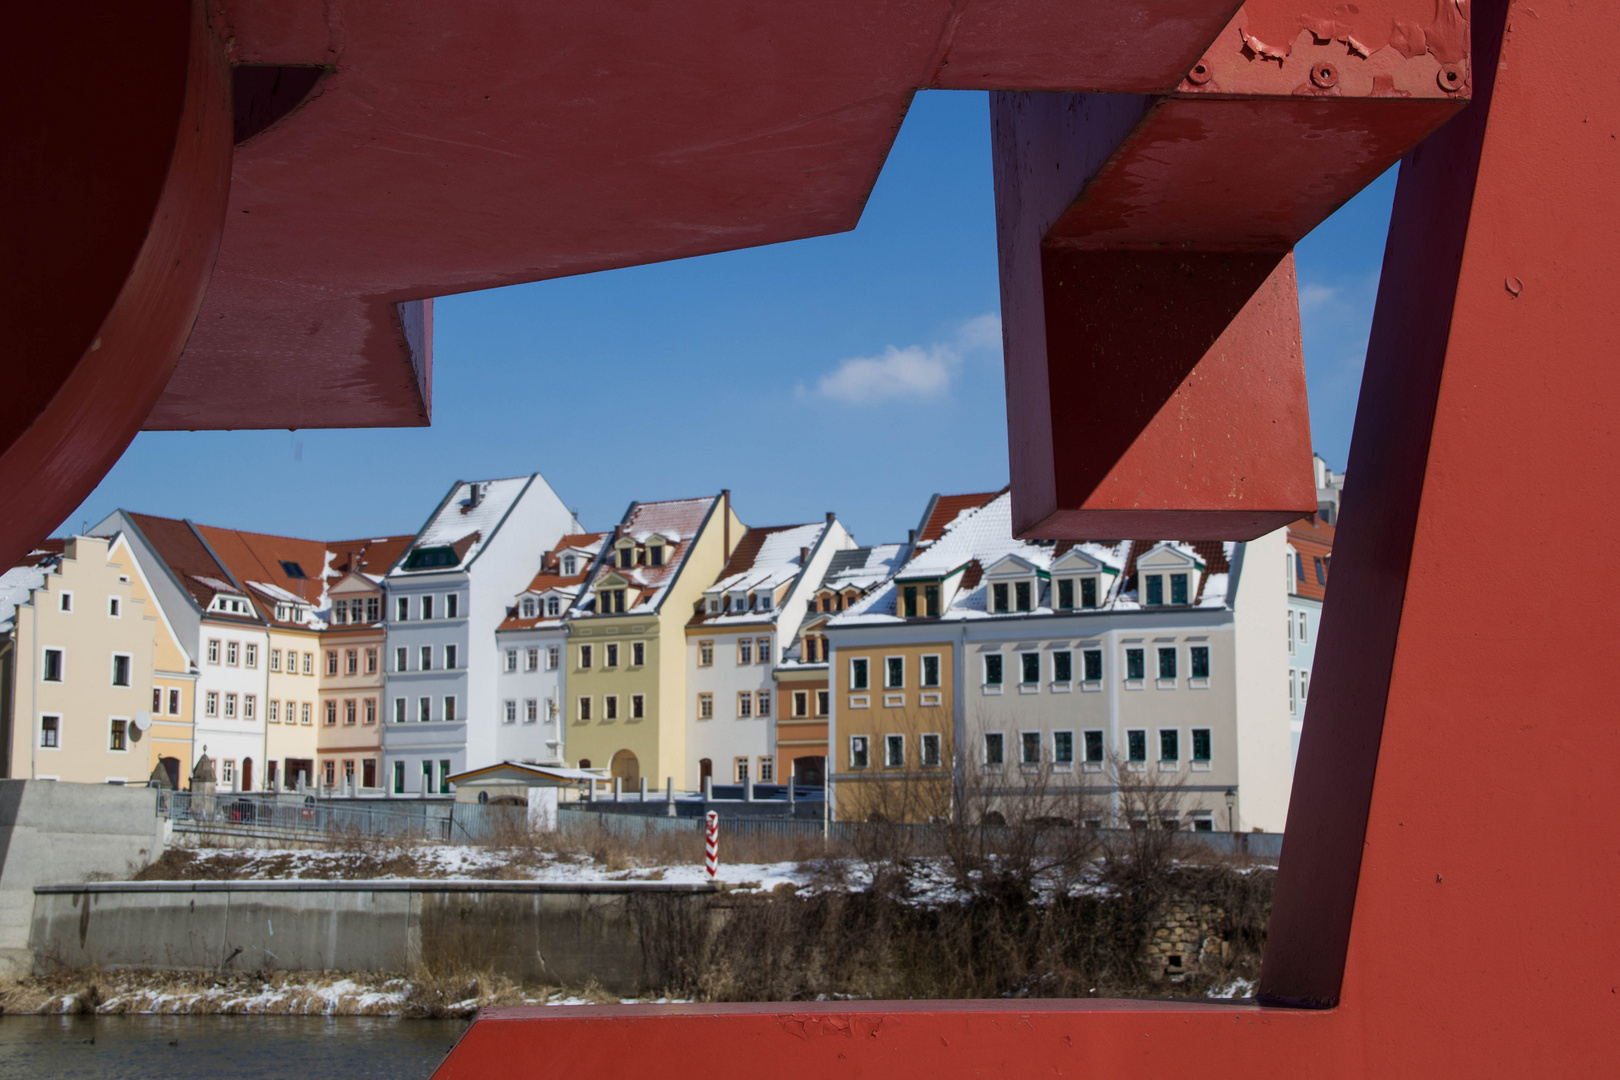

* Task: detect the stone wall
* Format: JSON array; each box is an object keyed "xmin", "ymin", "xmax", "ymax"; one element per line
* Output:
[
  {"xmin": 0, "ymin": 780, "xmax": 164, "ymax": 977},
  {"xmin": 30, "ymin": 880, "xmax": 717, "ymax": 995}
]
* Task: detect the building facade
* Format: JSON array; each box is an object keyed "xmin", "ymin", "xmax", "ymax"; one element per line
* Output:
[
  {"xmin": 826, "ymin": 490, "xmax": 1293, "ymax": 832},
  {"xmin": 685, "ymin": 515, "xmax": 852, "ymax": 787},
  {"xmin": 493, "ymin": 532, "xmax": 605, "ymax": 766},
  {"xmin": 1285, "ymin": 513, "xmax": 1335, "ymax": 765},
  {"xmin": 566, "ymin": 494, "xmax": 741, "ymax": 789},
  {"xmin": 384, "ymin": 475, "xmax": 579, "ymax": 794},
  {"xmin": 0, "ymin": 537, "xmax": 157, "ymax": 784}
]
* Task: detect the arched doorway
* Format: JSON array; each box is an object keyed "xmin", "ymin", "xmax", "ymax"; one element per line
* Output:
[
  {"xmin": 241, "ymin": 757, "xmax": 254, "ymax": 792},
  {"xmin": 699, "ymin": 758, "xmax": 712, "ymax": 784},
  {"xmin": 160, "ymin": 756, "xmax": 181, "ymax": 790},
  {"xmin": 578, "ymin": 758, "xmax": 591, "ymax": 769},
  {"xmin": 610, "ymin": 750, "xmax": 640, "ymax": 785}
]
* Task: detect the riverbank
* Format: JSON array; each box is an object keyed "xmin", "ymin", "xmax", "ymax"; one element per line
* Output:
[{"xmin": 0, "ymin": 970, "xmax": 666, "ymax": 1017}]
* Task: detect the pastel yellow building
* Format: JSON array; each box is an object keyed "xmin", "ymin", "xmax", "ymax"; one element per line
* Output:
[
  {"xmin": 565, "ymin": 494, "xmax": 742, "ymax": 788},
  {"xmin": 1, "ymin": 537, "xmax": 159, "ymax": 784},
  {"xmin": 116, "ymin": 534, "xmax": 198, "ymax": 787}
]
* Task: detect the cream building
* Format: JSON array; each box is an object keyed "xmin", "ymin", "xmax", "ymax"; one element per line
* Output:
[{"xmin": 0, "ymin": 537, "xmax": 157, "ymax": 784}]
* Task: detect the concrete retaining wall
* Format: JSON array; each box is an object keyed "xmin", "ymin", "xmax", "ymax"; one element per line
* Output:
[
  {"xmin": 31, "ymin": 880, "xmax": 717, "ymax": 994},
  {"xmin": 0, "ymin": 780, "xmax": 164, "ymax": 977}
]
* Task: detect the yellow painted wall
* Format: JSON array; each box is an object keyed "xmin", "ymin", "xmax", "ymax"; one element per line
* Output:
[{"xmin": 832, "ymin": 639, "xmax": 956, "ymax": 821}]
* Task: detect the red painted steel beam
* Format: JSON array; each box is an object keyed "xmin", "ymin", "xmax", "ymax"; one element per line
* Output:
[
  {"xmin": 0, "ymin": 0, "xmax": 231, "ymax": 571},
  {"xmin": 149, "ymin": 0, "xmax": 1250, "ymax": 432},
  {"xmin": 998, "ymin": 0, "xmax": 1470, "ymax": 540},
  {"xmin": 442, "ymin": 0, "xmax": 1620, "ymax": 1073}
]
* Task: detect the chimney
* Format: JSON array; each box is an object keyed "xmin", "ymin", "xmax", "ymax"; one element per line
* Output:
[
  {"xmin": 799, "ymin": 546, "xmax": 810, "ymax": 565},
  {"xmin": 908, "ymin": 529, "xmax": 918, "ymax": 545},
  {"xmin": 614, "ymin": 523, "xmax": 625, "ymax": 541},
  {"xmin": 825, "ymin": 511, "xmax": 835, "ymax": 525}
]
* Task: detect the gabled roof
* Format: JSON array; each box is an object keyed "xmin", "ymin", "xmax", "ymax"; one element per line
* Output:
[
  {"xmin": 327, "ymin": 535, "xmax": 415, "ymax": 577},
  {"xmin": 393, "ymin": 475, "xmax": 536, "ymax": 575},
  {"xmin": 914, "ymin": 488, "xmax": 1004, "ymax": 546},
  {"xmin": 818, "ymin": 544, "xmax": 906, "ymax": 594},
  {"xmin": 498, "ymin": 532, "xmax": 606, "ymax": 632},
  {"xmin": 127, "ymin": 512, "xmax": 259, "ymax": 619},
  {"xmin": 574, "ymin": 496, "xmax": 719, "ymax": 618},
  {"xmin": 689, "ymin": 521, "xmax": 825, "ymax": 626},
  {"xmin": 195, "ymin": 524, "xmax": 331, "ymax": 628},
  {"xmin": 1287, "ymin": 514, "xmax": 1336, "ymax": 602},
  {"xmin": 832, "ymin": 490, "xmax": 1233, "ymax": 625}
]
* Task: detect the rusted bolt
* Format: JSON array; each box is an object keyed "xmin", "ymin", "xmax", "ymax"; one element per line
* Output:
[
  {"xmin": 1310, "ymin": 62, "xmax": 1338, "ymax": 89},
  {"xmin": 1438, "ymin": 63, "xmax": 1464, "ymax": 92},
  {"xmin": 1186, "ymin": 59, "xmax": 1212, "ymax": 86}
]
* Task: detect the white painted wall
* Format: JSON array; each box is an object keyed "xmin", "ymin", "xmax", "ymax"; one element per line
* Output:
[{"xmin": 1231, "ymin": 527, "xmax": 1293, "ymax": 832}]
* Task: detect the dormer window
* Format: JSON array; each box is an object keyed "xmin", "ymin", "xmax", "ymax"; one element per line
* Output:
[
  {"xmin": 707, "ymin": 596, "xmax": 722, "ymax": 615},
  {"xmin": 648, "ymin": 543, "xmax": 664, "ymax": 567},
  {"xmin": 545, "ymin": 596, "xmax": 561, "ymax": 617},
  {"xmin": 1082, "ymin": 578, "xmax": 1098, "ymax": 608},
  {"xmin": 991, "ymin": 582, "xmax": 1009, "ymax": 613},
  {"xmin": 617, "ymin": 546, "xmax": 636, "ymax": 569},
  {"xmin": 901, "ymin": 583, "xmax": 940, "ymax": 619},
  {"xmin": 521, "ymin": 598, "xmax": 537, "ymax": 618},
  {"xmin": 730, "ymin": 594, "xmax": 747, "ymax": 614},
  {"xmin": 1015, "ymin": 581, "xmax": 1032, "ymax": 612},
  {"xmin": 1171, "ymin": 572, "xmax": 1189, "ymax": 605},
  {"xmin": 1145, "ymin": 575, "xmax": 1164, "ymax": 605},
  {"xmin": 211, "ymin": 595, "xmax": 250, "ymax": 616},
  {"xmin": 599, "ymin": 588, "xmax": 627, "ymax": 614},
  {"xmin": 757, "ymin": 593, "xmax": 773, "ymax": 612},
  {"xmin": 562, "ymin": 555, "xmax": 577, "ymax": 576}
]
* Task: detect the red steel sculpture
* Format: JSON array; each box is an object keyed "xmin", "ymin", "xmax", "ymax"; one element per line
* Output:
[{"xmin": 4, "ymin": 0, "xmax": 1613, "ymax": 1074}]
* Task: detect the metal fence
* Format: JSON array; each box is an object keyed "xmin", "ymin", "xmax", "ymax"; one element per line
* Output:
[{"xmin": 158, "ymin": 790, "xmax": 525, "ymax": 845}]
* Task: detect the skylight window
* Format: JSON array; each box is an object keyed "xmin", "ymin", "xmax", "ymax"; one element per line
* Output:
[
  {"xmin": 279, "ymin": 560, "xmax": 307, "ymax": 579},
  {"xmin": 405, "ymin": 547, "xmax": 457, "ymax": 570}
]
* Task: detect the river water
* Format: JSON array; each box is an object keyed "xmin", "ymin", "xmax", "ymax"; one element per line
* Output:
[{"xmin": 0, "ymin": 1015, "xmax": 468, "ymax": 1079}]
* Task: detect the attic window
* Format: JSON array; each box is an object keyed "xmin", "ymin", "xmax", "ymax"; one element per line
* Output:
[
  {"xmin": 279, "ymin": 560, "xmax": 307, "ymax": 579},
  {"xmin": 599, "ymin": 588, "xmax": 626, "ymax": 614},
  {"xmin": 545, "ymin": 596, "xmax": 561, "ymax": 617},
  {"xmin": 707, "ymin": 597, "xmax": 722, "ymax": 615},
  {"xmin": 1170, "ymin": 573, "xmax": 1189, "ymax": 605},
  {"xmin": 757, "ymin": 593, "xmax": 773, "ymax": 612},
  {"xmin": 617, "ymin": 546, "xmax": 636, "ymax": 569},
  {"xmin": 561, "ymin": 555, "xmax": 577, "ymax": 575},
  {"xmin": 1015, "ymin": 581, "xmax": 1032, "ymax": 612},
  {"xmin": 405, "ymin": 547, "xmax": 457, "ymax": 570},
  {"xmin": 521, "ymin": 598, "xmax": 537, "ymax": 618},
  {"xmin": 647, "ymin": 544, "xmax": 664, "ymax": 567},
  {"xmin": 1145, "ymin": 575, "xmax": 1164, "ymax": 606},
  {"xmin": 991, "ymin": 582, "xmax": 1009, "ymax": 613},
  {"xmin": 731, "ymin": 594, "xmax": 747, "ymax": 614}
]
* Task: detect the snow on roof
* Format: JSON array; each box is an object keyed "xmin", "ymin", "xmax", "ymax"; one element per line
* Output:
[
  {"xmin": 819, "ymin": 543, "xmax": 906, "ymax": 593},
  {"xmin": 246, "ymin": 580, "xmax": 309, "ymax": 605},
  {"xmin": 191, "ymin": 574, "xmax": 246, "ymax": 596},
  {"xmin": 0, "ymin": 563, "xmax": 51, "ymax": 632},
  {"xmin": 690, "ymin": 522, "xmax": 825, "ymax": 626},
  {"xmin": 398, "ymin": 475, "xmax": 535, "ymax": 573},
  {"xmin": 573, "ymin": 496, "xmax": 718, "ymax": 618},
  {"xmin": 498, "ymin": 531, "xmax": 608, "ymax": 632},
  {"xmin": 832, "ymin": 490, "xmax": 1231, "ymax": 625}
]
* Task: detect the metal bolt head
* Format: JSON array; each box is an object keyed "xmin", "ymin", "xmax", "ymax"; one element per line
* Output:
[
  {"xmin": 1439, "ymin": 63, "xmax": 1464, "ymax": 92},
  {"xmin": 1186, "ymin": 59, "xmax": 1212, "ymax": 86},
  {"xmin": 1311, "ymin": 62, "xmax": 1339, "ymax": 90}
]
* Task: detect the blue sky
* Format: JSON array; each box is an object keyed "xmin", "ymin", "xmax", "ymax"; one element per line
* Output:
[{"xmin": 62, "ymin": 91, "xmax": 1393, "ymax": 548}]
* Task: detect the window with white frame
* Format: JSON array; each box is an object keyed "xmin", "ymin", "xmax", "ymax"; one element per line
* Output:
[
  {"xmin": 301, "ymin": 702, "xmax": 311, "ymax": 725},
  {"xmin": 849, "ymin": 657, "xmax": 869, "ymax": 691},
  {"xmin": 59, "ymin": 592, "xmax": 72, "ymax": 613},
  {"xmin": 526, "ymin": 647, "xmax": 539, "ymax": 671},
  {"xmin": 920, "ymin": 732, "xmax": 942, "ymax": 767},
  {"xmin": 1170, "ymin": 572, "xmax": 1189, "ymax": 605},
  {"xmin": 268, "ymin": 700, "xmax": 280, "ymax": 723},
  {"xmin": 525, "ymin": 698, "xmax": 539, "ymax": 723},
  {"xmin": 302, "ymin": 652, "xmax": 312, "ymax": 675},
  {"xmin": 849, "ymin": 735, "xmax": 869, "ymax": 769},
  {"xmin": 983, "ymin": 653, "xmax": 1003, "ymax": 686},
  {"xmin": 737, "ymin": 692, "xmax": 752, "ymax": 719},
  {"xmin": 1020, "ymin": 731, "xmax": 1041, "ymax": 765},
  {"xmin": 224, "ymin": 693, "xmax": 237, "ymax": 719},
  {"xmin": 226, "ymin": 641, "xmax": 239, "ymax": 666},
  {"xmin": 983, "ymin": 732, "xmax": 1005, "ymax": 768},
  {"xmin": 522, "ymin": 598, "xmax": 537, "ymax": 619},
  {"xmin": 396, "ymin": 646, "xmax": 408, "ymax": 672},
  {"xmin": 792, "ymin": 690, "xmax": 808, "ymax": 717},
  {"xmin": 443, "ymin": 696, "xmax": 457, "ymax": 722},
  {"xmin": 504, "ymin": 700, "xmax": 517, "ymax": 725},
  {"xmin": 758, "ymin": 756, "xmax": 774, "ymax": 782},
  {"xmin": 42, "ymin": 648, "xmax": 63, "ymax": 682},
  {"xmin": 207, "ymin": 639, "xmax": 219, "ymax": 664},
  {"xmin": 603, "ymin": 695, "xmax": 617, "ymax": 720},
  {"xmin": 205, "ymin": 691, "xmax": 218, "ymax": 717},
  {"xmin": 1125, "ymin": 648, "xmax": 1145, "ymax": 682},
  {"xmin": 546, "ymin": 645, "xmax": 560, "ymax": 670},
  {"xmin": 420, "ymin": 645, "xmax": 433, "ymax": 671},
  {"xmin": 884, "ymin": 656, "xmax": 904, "ymax": 689},
  {"xmin": 605, "ymin": 642, "xmax": 618, "ymax": 668},
  {"xmin": 1053, "ymin": 650, "xmax": 1072, "ymax": 683},
  {"xmin": 631, "ymin": 694, "xmax": 645, "ymax": 719},
  {"xmin": 816, "ymin": 689, "xmax": 830, "ymax": 716},
  {"xmin": 111, "ymin": 653, "xmax": 131, "ymax": 687},
  {"xmin": 921, "ymin": 654, "xmax": 941, "ymax": 688},
  {"xmin": 1127, "ymin": 729, "xmax": 1147, "ymax": 764},
  {"xmin": 422, "ymin": 595, "xmax": 434, "ymax": 620},
  {"xmin": 168, "ymin": 688, "xmax": 180, "ymax": 714},
  {"xmin": 40, "ymin": 715, "xmax": 60, "ymax": 748},
  {"xmin": 1145, "ymin": 575, "xmax": 1164, "ymax": 606},
  {"xmin": 737, "ymin": 639, "xmax": 753, "ymax": 665},
  {"xmin": 632, "ymin": 641, "xmax": 645, "ymax": 666},
  {"xmin": 755, "ymin": 637, "xmax": 770, "ymax": 664},
  {"xmin": 1158, "ymin": 646, "xmax": 1177, "ymax": 681},
  {"xmin": 546, "ymin": 595, "xmax": 561, "ymax": 617},
  {"xmin": 1289, "ymin": 668, "xmax": 1297, "ymax": 712},
  {"xmin": 505, "ymin": 649, "xmax": 518, "ymax": 672},
  {"xmin": 756, "ymin": 690, "xmax": 770, "ymax": 718},
  {"xmin": 1191, "ymin": 728, "xmax": 1212, "ymax": 765},
  {"xmin": 1190, "ymin": 645, "xmax": 1210, "ymax": 680},
  {"xmin": 562, "ymin": 555, "xmax": 577, "ymax": 576},
  {"xmin": 1053, "ymin": 730, "xmax": 1074, "ymax": 767},
  {"xmin": 698, "ymin": 693, "xmax": 713, "ymax": 719},
  {"xmin": 1020, "ymin": 652, "xmax": 1040, "ymax": 685},
  {"xmin": 734, "ymin": 756, "xmax": 750, "ymax": 783},
  {"xmin": 397, "ymin": 596, "xmax": 409, "ymax": 622},
  {"xmin": 270, "ymin": 648, "xmax": 281, "ymax": 672},
  {"xmin": 419, "ymin": 697, "xmax": 432, "ymax": 722},
  {"xmin": 1083, "ymin": 730, "xmax": 1105, "ymax": 767},
  {"xmin": 698, "ymin": 640, "xmax": 713, "ymax": 666},
  {"xmin": 445, "ymin": 644, "xmax": 458, "ymax": 670},
  {"xmin": 579, "ymin": 644, "xmax": 592, "ymax": 669},
  {"xmin": 108, "ymin": 596, "xmax": 120, "ymax": 618},
  {"xmin": 883, "ymin": 734, "xmax": 904, "ymax": 768},
  {"xmin": 245, "ymin": 695, "xmax": 257, "ymax": 721},
  {"xmin": 246, "ymin": 643, "xmax": 258, "ymax": 668},
  {"xmin": 1159, "ymin": 728, "xmax": 1180, "ymax": 763}
]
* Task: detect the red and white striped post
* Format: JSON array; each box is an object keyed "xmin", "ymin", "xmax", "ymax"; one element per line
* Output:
[{"xmin": 704, "ymin": 811, "xmax": 719, "ymax": 879}]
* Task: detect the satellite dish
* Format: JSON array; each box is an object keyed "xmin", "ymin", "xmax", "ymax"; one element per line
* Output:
[{"xmin": 132, "ymin": 711, "xmax": 151, "ymax": 732}]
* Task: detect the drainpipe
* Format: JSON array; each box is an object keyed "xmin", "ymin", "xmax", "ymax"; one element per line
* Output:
[
  {"xmin": 721, "ymin": 490, "xmax": 731, "ymax": 556},
  {"xmin": 665, "ymin": 776, "xmax": 675, "ymax": 818}
]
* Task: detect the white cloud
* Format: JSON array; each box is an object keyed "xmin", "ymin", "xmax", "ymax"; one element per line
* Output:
[
  {"xmin": 808, "ymin": 314, "xmax": 1001, "ymax": 406},
  {"xmin": 1297, "ymin": 282, "xmax": 1339, "ymax": 314}
]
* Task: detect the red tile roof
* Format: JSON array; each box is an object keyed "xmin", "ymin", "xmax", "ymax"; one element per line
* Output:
[
  {"xmin": 1288, "ymin": 515, "xmax": 1336, "ymax": 601},
  {"xmin": 497, "ymin": 531, "xmax": 607, "ymax": 631},
  {"xmin": 196, "ymin": 524, "xmax": 329, "ymax": 625},
  {"xmin": 915, "ymin": 488, "xmax": 1005, "ymax": 544},
  {"xmin": 327, "ymin": 535, "xmax": 415, "ymax": 576},
  {"xmin": 127, "ymin": 512, "xmax": 243, "ymax": 613}
]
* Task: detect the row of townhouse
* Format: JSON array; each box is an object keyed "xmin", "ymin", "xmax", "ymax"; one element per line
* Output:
[{"xmin": 0, "ymin": 470, "xmax": 1331, "ymax": 830}]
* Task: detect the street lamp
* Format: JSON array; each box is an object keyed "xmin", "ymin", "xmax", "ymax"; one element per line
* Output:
[{"xmin": 1224, "ymin": 788, "xmax": 1236, "ymax": 835}]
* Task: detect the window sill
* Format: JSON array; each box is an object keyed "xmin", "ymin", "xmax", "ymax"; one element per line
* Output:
[
  {"xmin": 1081, "ymin": 761, "xmax": 1104, "ymax": 773},
  {"xmin": 848, "ymin": 695, "xmax": 870, "ymax": 709},
  {"xmin": 1018, "ymin": 683, "xmax": 1040, "ymax": 695},
  {"xmin": 1124, "ymin": 680, "xmax": 1144, "ymax": 691},
  {"xmin": 982, "ymin": 684, "xmax": 1003, "ymax": 695},
  {"xmin": 1080, "ymin": 680, "xmax": 1102, "ymax": 693},
  {"xmin": 1191, "ymin": 760, "xmax": 1212, "ymax": 771},
  {"xmin": 1159, "ymin": 761, "xmax": 1181, "ymax": 772},
  {"xmin": 1050, "ymin": 681, "xmax": 1072, "ymax": 693},
  {"xmin": 1189, "ymin": 678, "xmax": 1210, "ymax": 689},
  {"xmin": 1155, "ymin": 678, "xmax": 1177, "ymax": 690}
]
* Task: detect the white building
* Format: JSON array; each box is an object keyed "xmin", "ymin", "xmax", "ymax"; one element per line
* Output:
[
  {"xmin": 685, "ymin": 515, "xmax": 854, "ymax": 786},
  {"xmin": 1285, "ymin": 513, "xmax": 1335, "ymax": 765},
  {"xmin": 382, "ymin": 475, "xmax": 579, "ymax": 795},
  {"xmin": 92, "ymin": 511, "xmax": 270, "ymax": 790},
  {"xmin": 494, "ymin": 532, "xmax": 605, "ymax": 766}
]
